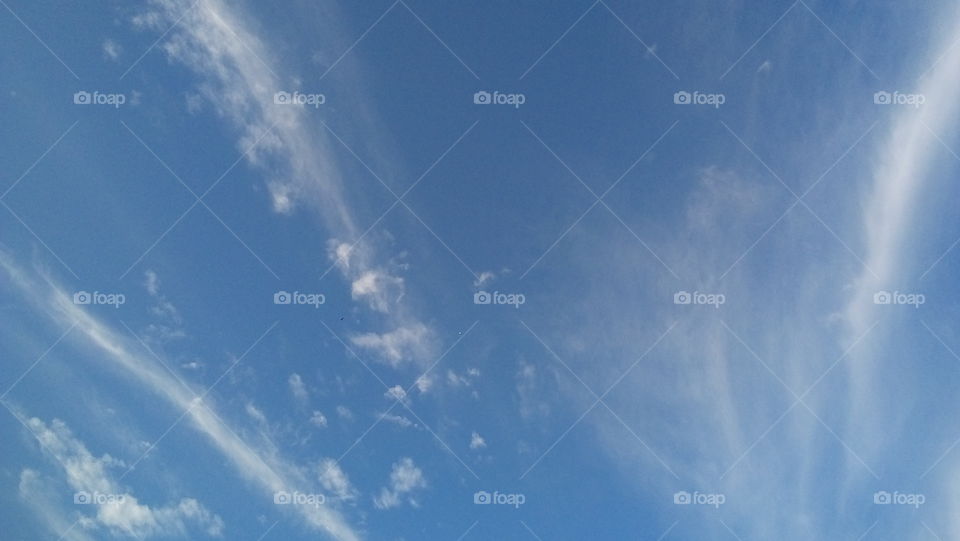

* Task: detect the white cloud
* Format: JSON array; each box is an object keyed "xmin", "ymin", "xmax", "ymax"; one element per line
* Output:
[
  {"xmin": 23, "ymin": 416, "xmax": 223, "ymax": 538},
  {"xmin": 288, "ymin": 373, "xmax": 308, "ymax": 403},
  {"xmin": 350, "ymin": 324, "xmax": 436, "ymax": 367},
  {"xmin": 143, "ymin": 270, "xmax": 184, "ymax": 341},
  {"xmin": 102, "ymin": 39, "xmax": 121, "ymax": 61},
  {"xmin": 310, "ymin": 411, "xmax": 328, "ymax": 428},
  {"xmin": 317, "ymin": 459, "xmax": 356, "ymax": 502},
  {"xmin": 336, "ymin": 405, "xmax": 353, "ymax": 421},
  {"xmin": 350, "ymin": 270, "xmax": 403, "ymax": 313},
  {"xmin": 414, "ymin": 374, "xmax": 433, "ymax": 393},
  {"xmin": 446, "ymin": 368, "xmax": 479, "ymax": 388},
  {"xmin": 384, "ymin": 385, "xmax": 406, "ymax": 402},
  {"xmin": 473, "ymin": 271, "xmax": 495, "ymax": 287},
  {"xmin": 373, "ymin": 458, "xmax": 426, "ymax": 510},
  {"xmin": 0, "ymin": 256, "xmax": 362, "ymax": 541},
  {"xmin": 377, "ymin": 411, "xmax": 415, "ymax": 429},
  {"xmin": 469, "ymin": 431, "xmax": 486, "ymax": 450},
  {"xmin": 18, "ymin": 468, "xmax": 97, "ymax": 541}
]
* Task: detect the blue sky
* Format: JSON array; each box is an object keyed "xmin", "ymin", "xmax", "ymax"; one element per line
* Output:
[{"xmin": 3, "ymin": 0, "xmax": 960, "ymax": 539}]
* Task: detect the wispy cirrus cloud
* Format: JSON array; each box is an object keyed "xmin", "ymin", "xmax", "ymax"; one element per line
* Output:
[{"xmin": 0, "ymin": 254, "xmax": 363, "ymax": 541}]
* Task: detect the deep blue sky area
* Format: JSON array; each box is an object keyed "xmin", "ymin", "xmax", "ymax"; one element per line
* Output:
[{"xmin": 2, "ymin": 1, "xmax": 960, "ymax": 540}]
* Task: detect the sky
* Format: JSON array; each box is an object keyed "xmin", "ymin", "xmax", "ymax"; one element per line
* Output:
[{"xmin": 2, "ymin": 0, "xmax": 960, "ymax": 539}]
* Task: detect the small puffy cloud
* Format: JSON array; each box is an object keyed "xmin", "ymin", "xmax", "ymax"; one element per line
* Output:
[
  {"xmin": 24, "ymin": 417, "xmax": 223, "ymax": 538},
  {"xmin": 446, "ymin": 368, "xmax": 480, "ymax": 387},
  {"xmin": 245, "ymin": 403, "xmax": 267, "ymax": 424},
  {"xmin": 516, "ymin": 360, "xmax": 550, "ymax": 420},
  {"xmin": 378, "ymin": 411, "xmax": 415, "ymax": 429},
  {"xmin": 336, "ymin": 405, "xmax": 353, "ymax": 421},
  {"xmin": 288, "ymin": 373, "xmax": 308, "ymax": 403},
  {"xmin": 268, "ymin": 181, "xmax": 295, "ymax": 214},
  {"xmin": 757, "ymin": 60, "xmax": 773, "ymax": 73},
  {"xmin": 310, "ymin": 411, "xmax": 328, "ymax": 428},
  {"xmin": 469, "ymin": 431, "xmax": 486, "ymax": 450},
  {"xmin": 373, "ymin": 458, "xmax": 426, "ymax": 510},
  {"xmin": 142, "ymin": 270, "xmax": 183, "ymax": 341},
  {"xmin": 384, "ymin": 385, "xmax": 406, "ymax": 402},
  {"xmin": 102, "ymin": 39, "xmax": 122, "ymax": 61},
  {"xmin": 317, "ymin": 459, "xmax": 356, "ymax": 502},
  {"xmin": 414, "ymin": 375, "xmax": 433, "ymax": 393},
  {"xmin": 350, "ymin": 324, "xmax": 436, "ymax": 367},
  {"xmin": 350, "ymin": 270, "xmax": 403, "ymax": 313},
  {"xmin": 473, "ymin": 271, "xmax": 495, "ymax": 288}
]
